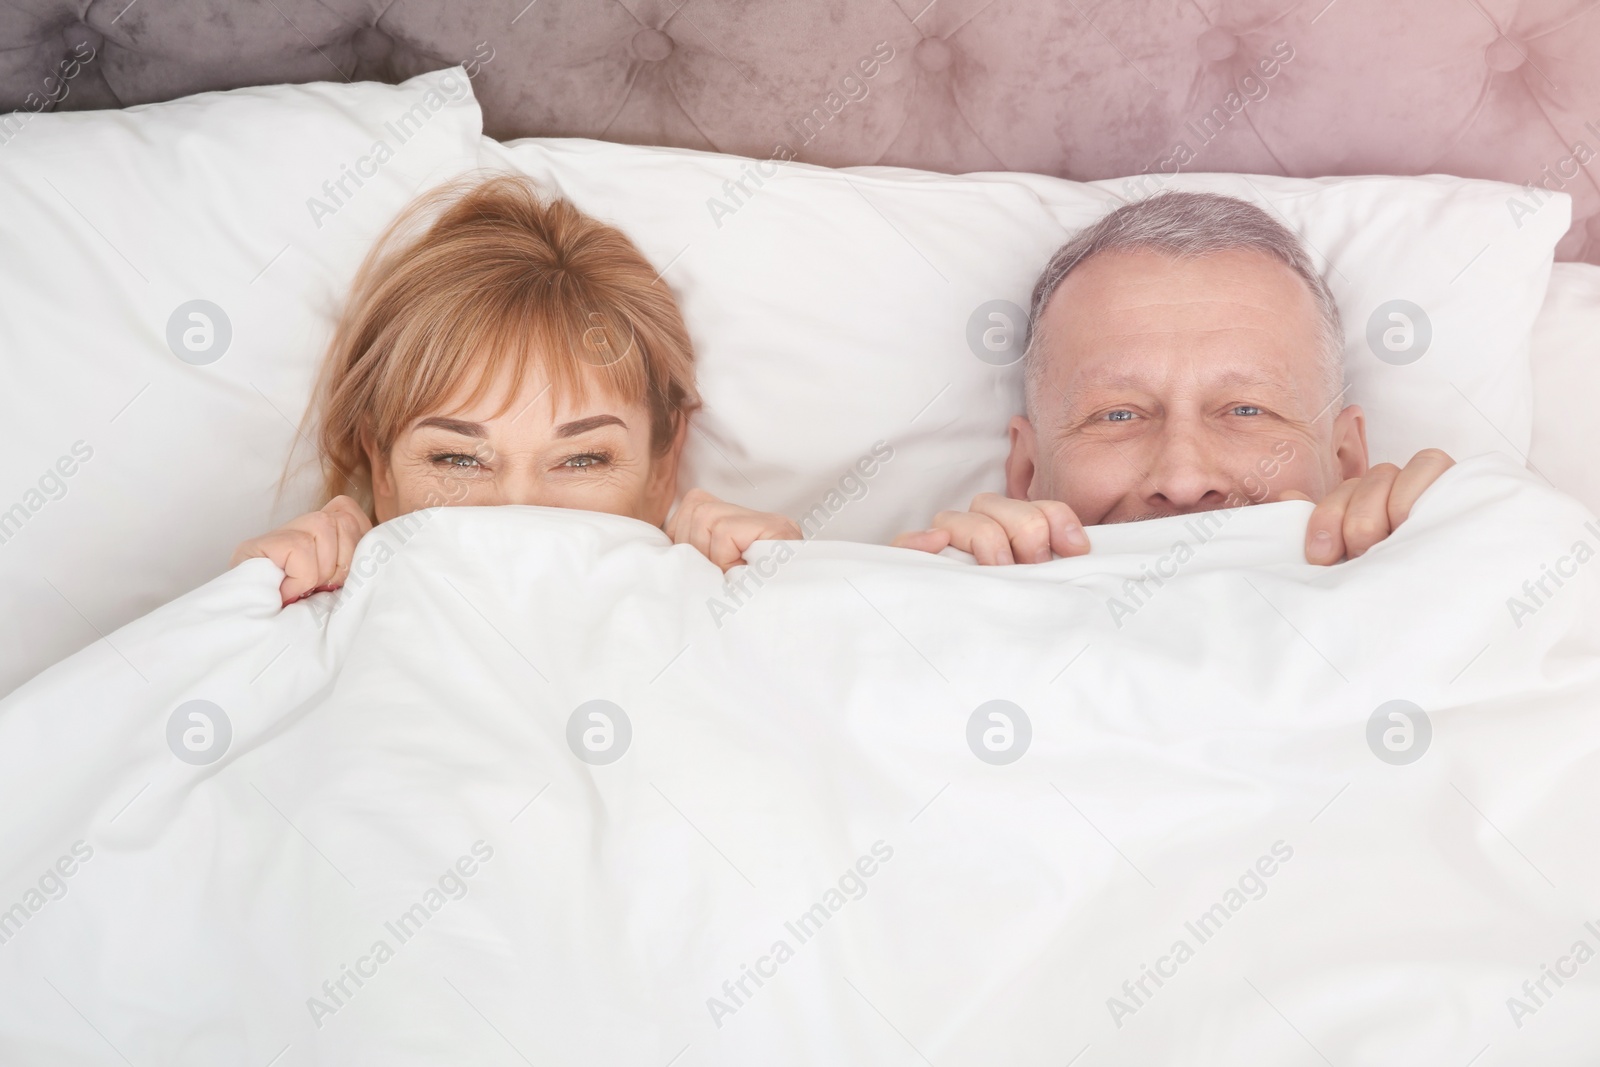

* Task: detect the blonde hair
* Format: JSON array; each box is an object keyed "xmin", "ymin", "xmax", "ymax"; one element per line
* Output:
[{"xmin": 310, "ymin": 173, "xmax": 700, "ymax": 511}]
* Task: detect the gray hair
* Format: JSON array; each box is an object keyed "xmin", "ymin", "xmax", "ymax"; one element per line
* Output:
[{"xmin": 1023, "ymin": 191, "xmax": 1345, "ymax": 414}]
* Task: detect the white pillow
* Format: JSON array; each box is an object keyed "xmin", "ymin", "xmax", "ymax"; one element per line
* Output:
[
  {"xmin": 0, "ymin": 69, "xmax": 482, "ymax": 696},
  {"xmin": 487, "ymin": 138, "xmax": 1568, "ymax": 541},
  {"xmin": 1528, "ymin": 262, "xmax": 1600, "ymax": 517},
  {"xmin": 0, "ymin": 100, "xmax": 1568, "ymax": 695}
]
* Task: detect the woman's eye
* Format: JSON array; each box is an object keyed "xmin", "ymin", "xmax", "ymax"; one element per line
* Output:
[
  {"xmin": 563, "ymin": 452, "xmax": 611, "ymax": 469},
  {"xmin": 430, "ymin": 453, "xmax": 482, "ymax": 469},
  {"xmin": 1231, "ymin": 405, "xmax": 1263, "ymax": 417}
]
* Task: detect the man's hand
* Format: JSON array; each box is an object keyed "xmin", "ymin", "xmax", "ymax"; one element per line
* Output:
[
  {"xmin": 891, "ymin": 492, "xmax": 1091, "ymax": 565},
  {"xmin": 1286, "ymin": 448, "xmax": 1455, "ymax": 565},
  {"xmin": 668, "ymin": 488, "xmax": 803, "ymax": 572}
]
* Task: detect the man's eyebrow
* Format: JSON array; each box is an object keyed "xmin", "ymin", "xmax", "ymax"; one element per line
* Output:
[
  {"xmin": 414, "ymin": 416, "xmax": 485, "ymax": 437},
  {"xmin": 556, "ymin": 414, "xmax": 627, "ymax": 438}
]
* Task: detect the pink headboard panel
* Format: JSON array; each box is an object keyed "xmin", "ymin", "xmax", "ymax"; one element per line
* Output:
[{"xmin": 4, "ymin": 0, "xmax": 1598, "ymax": 262}]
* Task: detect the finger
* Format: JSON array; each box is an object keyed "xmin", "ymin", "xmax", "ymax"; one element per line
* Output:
[
  {"xmin": 717, "ymin": 515, "xmax": 797, "ymax": 570},
  {"xmin": 679, "ymin": 488, "xmax": 715, "ymax": 508},
  {"xmin": 1304, "ymin": 478, "xmax": 1358, "ymax": 565},
  {"xmin": 966, "ymin": 494, "xmax": 1054, "ymax": 563},
  {"xmin": 330, "ymin": 509, "xmax": 361, "ymax": 588},
  {"xmin": 668, "ymin": 489, "xmax": 714, "ymax": 543},
  {"xmin": 685, "ymin": 503, "xmax": 719, "ymax": 561},
  {"xmin": 327, "ymin": 495, "xmax": 374, "ymax": 536},
  {"xmin": 891, "ymin": 529, "xmax": 952, "ymax": 554},
  {"xmin": 305, "ymin": 512, "xmax": 340, "ymax": 586},
  {"xmin": 768, "ymin": 516, "xmax": 802, "ymax": 541},
  {"xmin": 664, "ymin": 497, "xmax": 686, "ymax": 543},
  {"xmin": 742, "ymin": 514, "xmax": 796, "ymax": 543},
  {"xmin": 1342, "ymin": 464, "xmax": 1401, "ymax": 558},
  {"xmin": 711, "ymin": 517, "xmax": 760, "ymax": 571},
  {"xmin": 277, "ymin": 532, "xmax": 322, "ymax": 604},
  {"xmin": 666, "ymin": 495, "xmax": 705, "ymax": 549},
  {"xmin": 230, "ymin": 537, "xmax": 266, "ymax": 568},
  {"xmin": 663, "ymin": 493, "xmax": 688, "ymax": 541},
  {"xmin": 1387, "ymin": 448, "xmax": 1455, "ymax": 529},
  {"xmin": 934, "ymin": 510, "xmax": 1014, "ymax": 565},
  {"xmin": 1278, "ymin": 489, "xmax": 1312, "ymax": 503},
  {"xmin": 709, "ymin": 527, "xmax": 747, "ymax": 571},
  {"xmin": 1031, "ymin": 499, "xmax": 1090, "ymax": 558}
]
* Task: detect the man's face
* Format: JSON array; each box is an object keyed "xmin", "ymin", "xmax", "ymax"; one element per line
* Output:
[{"xmin": 1007, "ymin": 247, "xmax": 1369, "ymax": 523}]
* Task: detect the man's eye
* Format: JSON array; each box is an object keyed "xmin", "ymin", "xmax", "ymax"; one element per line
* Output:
[
  {"xmin": 430, "ymin": 453, "xmax": 482, "ymax": 469},
  {"xmin": 1231, "ymin": 405, "xmax": 1263, "ymax": 417},
  {"xmin": 1103, "ymin": 410, "xmax": 1136, "ymax": 422}
]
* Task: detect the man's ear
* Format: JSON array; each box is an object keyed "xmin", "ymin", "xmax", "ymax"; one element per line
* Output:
[
  {"xmin": 645, "ymin": 415, "xmax": 690, "ymax": 525},
  {"xmin": 1005, "ymin": 415, "xmax": 1039, "ymax": 500},
  {"xmin": 1330, "ymin": 403, "xmax": 1369, "ymax": 482}
]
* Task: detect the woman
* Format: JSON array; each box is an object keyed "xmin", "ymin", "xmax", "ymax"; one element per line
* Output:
[{"xmin": 232, "ymin": 173, "xmax": 796, "ymax": 605}]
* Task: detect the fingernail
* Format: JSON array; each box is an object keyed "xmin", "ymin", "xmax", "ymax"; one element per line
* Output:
[
  {"xmin": 1065, "ymin": 526, "xmax": 1089, "ymax": 552},
  {"xmin": 1311, "ymin": 530, "xmax": 1334, "ymax": 558}
]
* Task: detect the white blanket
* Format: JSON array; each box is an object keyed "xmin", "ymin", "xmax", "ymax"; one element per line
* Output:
[{"xmin": 2, "ymin": 454, "xmax": 1598, "ymax": 1066}]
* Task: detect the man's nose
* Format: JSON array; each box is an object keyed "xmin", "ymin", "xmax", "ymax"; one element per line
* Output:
[{"xmin": 1142, "ymin": 429, "xmax": 1234, "ymax": 514}]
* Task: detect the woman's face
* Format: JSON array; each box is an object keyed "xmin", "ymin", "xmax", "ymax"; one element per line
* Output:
[{"xmin": 367, "ymin": 364, "xmax": 685, "ymax": 527}]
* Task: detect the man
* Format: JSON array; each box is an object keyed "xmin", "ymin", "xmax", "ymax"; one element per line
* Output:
[{"xmin": 893, "ymin": 191, "xmax": 1455, "ymax": 565}]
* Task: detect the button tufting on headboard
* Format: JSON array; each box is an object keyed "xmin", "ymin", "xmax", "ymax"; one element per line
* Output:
[
  {"xmin": 60, "ymin": 22, "xmax": 101, "ymax": 54},
  {"xmin": 630, "ymin": 28, "xmax": 674, "ymax": 62},
  {"xmin": 1197, "ymin": 28, "xmax": 1237, "ymax": 61},
  {"xmin": 914, "ymin": 38, "xmax": 953, "ymax": 72},
  {"xmin": 1483, "ymin": 37, "xmax": 1526, "ymax": 72},
  {"xmin": 352, "ymin": 28, "xmax": 393, "ymax": 65},
  {"xmin": 3, "ymin": 0, "xmax": 1597, "ymax": 264}
]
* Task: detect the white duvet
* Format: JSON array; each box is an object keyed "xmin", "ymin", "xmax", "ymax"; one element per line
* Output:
[{"xmin": 2, "ymin": 454, "xmax": 1598, "ymax": 1066}]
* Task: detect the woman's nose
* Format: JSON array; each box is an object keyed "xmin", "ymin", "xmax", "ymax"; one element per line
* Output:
[{"xmin": 494, "ymin": 475, "xmax": 549, "ymax": 508}]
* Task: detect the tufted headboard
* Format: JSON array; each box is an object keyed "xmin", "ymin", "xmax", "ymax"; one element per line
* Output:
[{"xmin": 4, "ymin": 0, "xmax": 1598, "ymax": 263}]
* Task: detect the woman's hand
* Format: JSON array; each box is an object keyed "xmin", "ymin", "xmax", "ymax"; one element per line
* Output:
[
  {"xmin": 668, "ymin": 488, "xmax": 802, "ymax": 572},
  {"xmin": 230, "ymin": 495, "xmax": 373, "ymax": 606}
]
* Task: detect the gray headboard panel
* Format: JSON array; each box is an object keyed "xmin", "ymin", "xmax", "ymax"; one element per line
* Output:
[{"xmin": 4, "ymin": 0, "xmax": 1598, "ymax": 262}]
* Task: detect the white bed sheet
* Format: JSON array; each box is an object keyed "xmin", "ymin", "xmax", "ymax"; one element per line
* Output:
[{"xmin": 0, "ymin": 454, "xmax": 1596, "ymax": 1065}]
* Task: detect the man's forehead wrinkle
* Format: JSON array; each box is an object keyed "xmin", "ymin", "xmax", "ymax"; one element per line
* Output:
[
  {"xmin": 1070, "ymin": 323, "xmax": 1287, "ymax": 347},
  {"xmin": 1072, "ymin": 361, "xmax": 1288, "ymax": 384},
  {"xmin": 1056, "ymin": 358, "xmax": 1291, "ymax": 395},
  {"xmin": 1050, "ymin": 287, "xmax": 1305, "ymax": 342},
  {"xmin": 1045, "ymin": 315, "xmax": 1322, "ymax": 398},
  {"xmin": 1075, "ymin": 285, "xmax": 1288, "ymax": 312}
]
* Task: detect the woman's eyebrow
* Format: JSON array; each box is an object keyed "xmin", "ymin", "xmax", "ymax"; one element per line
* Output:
[
  {"xmin": 415, "ymin": 417, "xmax": 485, "ymax": 437},
  {"xmin": 556, "ymin": 414, "xmax": 626, "ymax": 438}
]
